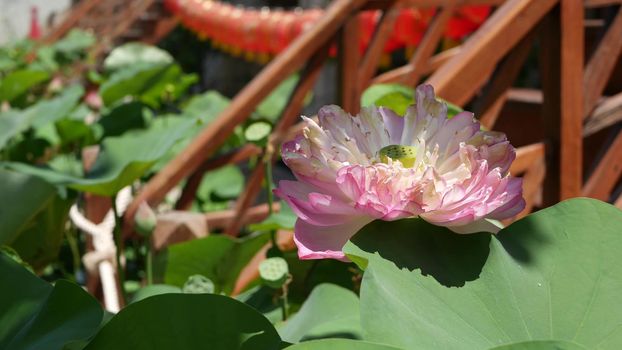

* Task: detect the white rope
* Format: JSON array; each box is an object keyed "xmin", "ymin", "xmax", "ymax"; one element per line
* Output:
[{"xmin": 69, "ymin": 186, "xmax": 133, "ymax": 313}]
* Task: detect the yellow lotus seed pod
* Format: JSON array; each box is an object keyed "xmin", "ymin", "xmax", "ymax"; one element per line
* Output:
[{"xmin": 379, "ymin": 145, "xmax": 417, "ymax": 168}]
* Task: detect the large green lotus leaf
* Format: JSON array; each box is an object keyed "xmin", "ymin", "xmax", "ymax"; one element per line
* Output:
[
  {"xmin": 97, "ymin": 101, "xmax": 147, "ymax": 138},
  {"xmin": 196, "ymin": 164, "xmax": 244, "ymax": 200},
  {"xmin": 85, "ymin": 293, "xmax": 283, "ymax": 350},
  {"xmin": 0, "ymin": 69, "xmax": 50, "ymax": 103},
  {"xmin": 278, "ymin": 283, "xmax": 362, "ymax": 343},
  {"xmin": 255, "ymin": 74, "xmax": 300, "ymax": 123},
  {"xmin": 10, "ymin": 193, "xmax": 73, "ymax": 270},
  {"xmin": 162, "ymin": 232, "xmax": 270, "ymax": 294},
  {"xmin": 52, "ymin": 29, "xmax": 95, "ymax": 58},
  {"xmin": 103, "ymin": 43, "xmax": 173, "ymax": 73},
  {"xmin": 0, "ymin": 85, "xmax": 83, "ymax": 150},
  {"xmin": 249, "ymin": 202, "xmax": 296, "ymax": 232},
  {"xmin": 343, "ymin": 198, "xmax": 622, "ymax": 350},
  {"xmin": 100, "ymin": 62, "xmax": 196, "ymax": 108},
  {"xmin": 0, "ymin": 169, "xmax": 58, "ymax": 245},
  {"xmin": 286, "ymin": 339, "xmax": 402, "ymax": 350},
  {"xmin": 0, "ymin": 110, "xmax": 30, "ymax": 152},
  {"xmin": 182, "ymin": 90, "xmax": 230, "ymax": 123},
  {"xmin": 361, "ymin": 83, "xmax": 462, "ymax": 117},
  {"xmin": 3, "ymin": 116, "xmax": 193, "ymax": 196},
  {"xmin": 490, "ymin": 340, "xmax": 588, "ymax": 350},
  {"xmin": 0, "ymin": 254, "xmax": 103, "ymax": 350}
]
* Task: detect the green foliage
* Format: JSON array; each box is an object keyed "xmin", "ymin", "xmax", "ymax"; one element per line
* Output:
[
  {"xmin": 249, "ymin": 202, "xmax": 296, "ymax": 232},
  {"xmin": 182, "ymin": 90, "xmax": 230, "ymax": 123},
  {"xmin": 0, "ymin": 254, "xmax": 103, "ymax": 349},
  {"xmin": 52, "ymin": 29, "xmax": 96, "ymax": 61},
  {"xmin": 161, "ymin": 232, "xmax": 270, "ymax": 294},
  {"xmin": 279, "ymin": 284, "xmax": 362, "ymax": 343},
  {"xmin": 130, "ymin": 284, "xmax": 182, "ymax": 304},
  {"xmin": 100, "ymin": 62, "xmax": 198, "ymax": 108},
  {"xmin": 286, "ymin": 339, "xmax": 402, "ymax": 350},
  {"xmin": 3, "ymin": 116, "xmax": 194, "ymax": 196},
  {"xmin": 103, "ymin": 43, "xmax": 173, "ymax": 73},
  {"xmin": 97, "ymin": 101, "xmax": 147, "ymax": 138},
  {"xmin": 361, "ymin": 83, "xmax": 462, "ymax": 117},
  {"xmin": 256, "ymin": 74, "xmax": 300, "ymax": 122},
  {"xmin": 196, "ymin": 165, "xmax": 245, "ymax": 206},
  {"xmin": 344, "ymin": 198, "xmax": 622, "ymax": 350},
  {"xmin": 85, "ymin": 294, "xmax": 283, "ymax": 350},
  {"xmin": 0, "ymin": 69, "xmax": 50, "ymax": 104}
]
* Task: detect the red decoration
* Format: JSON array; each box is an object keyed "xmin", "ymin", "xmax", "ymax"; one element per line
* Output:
[
  {"xmin": 29, "ymin": 6, "xmax": 42, "ymax": 40},
  {"xmin": 165, "ymin": 0, "xmax": 490, "ymax": 60}
]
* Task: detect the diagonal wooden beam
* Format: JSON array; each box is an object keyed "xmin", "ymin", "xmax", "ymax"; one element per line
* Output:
[
  {"xmin": 426, "ymin": 0, "xmax": 558, "ymax": 106},
  {"xmin": 584, "ymin": 92, "xmax": 622, "ymax": 137},
  {"xmin": 583, "ymin": 6, "xmax": 622, "ymax": 118},
  {"xmin": 403, "ymin": 5, "xmax": 456, "ymax": 87},
  {"xmin": 357, "ymin": 3, "xmax": 401, "ymax": 94},
  {"xmin": 371, "ymin": 46, "xmax": 461, "ymax": 86},
  {"xmin": 225, "ymin": 43, "xmax": 332, "ymax": 236},
  {"xmin": 583, "ymin": 128, "xmax": 622, "ymax": 201},
  {"xmin": 339, "ymin": 14, "xmax": 362, "ymax": 114},
  {"xmin": 124, "ymin": 0, "xmax": 365, "ymax": 233},
  {"xmin": 174, "ymin": 144, "xmax": 262, "ymax": 211},
  {"xmin": 474, "ymin": 30, "xmax": 536, "ymax": 129}
]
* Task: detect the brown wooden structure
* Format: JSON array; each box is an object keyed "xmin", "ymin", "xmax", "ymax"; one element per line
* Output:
[
  {"xmin": 44, "ymin": 0, "xmax": 177, "ymax": 57},
  {"xmin": 106, "ymin": 0, "xmax": 622, "ymax": 233}
]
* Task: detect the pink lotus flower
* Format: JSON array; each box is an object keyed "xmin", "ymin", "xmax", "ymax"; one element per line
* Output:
[{"xmin": 275, "ymin": 85, "xmax": 525, "ymax": 261}]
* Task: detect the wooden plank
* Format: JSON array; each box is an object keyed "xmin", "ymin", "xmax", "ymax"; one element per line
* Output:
[
  {"xmin": 404, "ymin": 5, "xmax": 456, "ymax": 87},
  {"xmin": 584, "ymin": 0, "xmax": 622, "ymax": 7},
  {"xmin": 371, "ymin": 46, "xmax": 460, "ymax": 86},
  {"xmin": 338, "ymin": 14, "xmax": 362, "ymax": 114},
  {"xmin": 584, "ymin": 92, "xmax": 622, "ymax": 137},
  {"xmin": 44, "ymin": 0, "xmax": 102, "ymax": 43},
  {"xmin": 583, "ymin": 6, "xmax": 622, "ymax": 117},
  {"xmin": 582, "ymin": 129, "xmax": 622, "ymax": 200},
  {"xmin": 175, "ymin": 144, "xmax": 262, "ymax": 210},
  {"xmin": 510, "ymin": 142, "xmax": 545, "ymax": 175},
  {"xmin": 560, "ymin": 0, "xmax": 584, "ymax": 200},
  {"xmin": 357, "ymin": 3, "xmax": 401, "ymax": 94},
  {"xmin": 473, "ymin": 30, "xmax": 536, "ymax": 128},
  {"xmin": 479, "ymin": 93, "xmax": 507, "ymax": 130},
  {"xmin": 206, "ymin": 203, "xmax": 279, "ymax": 231},
  {"xmin": 539, "ymin": 7, "xmax": 563, "ymax": 206},
  {"xmin": 426, "ymin": 0, "xmax": 558, "ymax": 106},
  {"xmin": 516, "ymin": 157, "xmax": 546, "ymax": 220},
  {"xmin": 123, "ymin": 0, "xmax": 364, "ymax": 232},
  {"xmin": 225, "ymin": 44, "xmax": 331, "ymax": 235}
]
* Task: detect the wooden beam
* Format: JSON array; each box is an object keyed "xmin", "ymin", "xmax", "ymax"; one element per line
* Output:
[
  {"xmin": 584, "ymin": 92, "xmax": 622, "ymax": 137},
  {"xmin": 225, "ymin": 43, "xmax": 331, "ymax": 235},
  {"xmin": 426, "ymin": 0, "xmax": 558, "ymax": 106},
  {"xmin": 123, "ymin": 0, "xmax": 364, "ymax": 232},
  {"xmin": 403, "ymin": 5, "xmax": 456, "ymax": 87},
  {"xmin": 583, "ymin": 6, "xmax": 622, "ymax": 118},
  {"xmin": 584, "ymin": 0, "xmax": 622, "ymax": 8},
  {"xmin": 539, "ymin": 8, "xmax": 562, "ymax": 206},
  {"xmin": 560, "ymin": 0, "xmax": 584, "ymax": 200},
  {"xmin": 357, "ymin": 3, "xmax": 401, "ymax": 94},
  {"xmin": 370, "ymin": 46, "xmax": 460, "ymax": 86},
  {"xmin": 583, "ymin": 129, "xmax": 622, "ymax": 200},
  {"xmin": 175, "ymin": 144, "xmax": 262, "ymax": 210},
  {"xmin": 510, "ymin": 143, "xmax": 545, "ymax": 175},
  {"xmin": 205, "ymin": 203, "xmax": 280, "ymax": 232},
  {"xmin": 474, "ymin": 30, "xmax": 536, "ymax": 128},
  {"xmin": 339, "ymin": 14, "xmax": 362, "ymax": 114}
]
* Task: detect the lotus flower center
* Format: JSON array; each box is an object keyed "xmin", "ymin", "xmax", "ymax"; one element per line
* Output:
[{"xmin": 378, "ymin": 144, "xmax": 417, "ymax": 168}]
